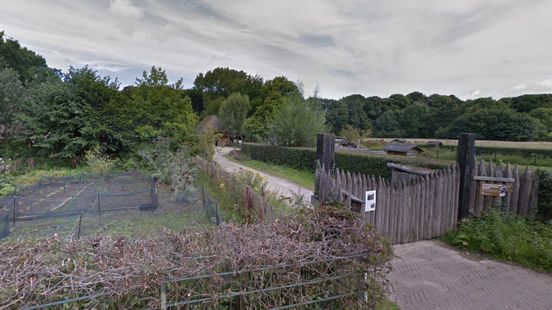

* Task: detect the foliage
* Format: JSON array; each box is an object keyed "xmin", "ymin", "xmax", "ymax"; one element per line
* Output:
[
  {"xmin": 218, "ymin": 92, "xmax": 250, "ymax": 136},
  {"xmin": 269, "ymin": 95, "xmax": 327, "ymax": 147},
  {"xmin": 443, "ymin": 210, "xmax": 552, "ymax": 272},
  {"xmin": 340, "ymin": 124, "xmax": 372, "ymax": 146},
  {"xmin": 16, "ymin": 80, "xmax": 95, "ymax": 159},
  {"xmin": 0, "ymin": 158, "xmax": 14, "ymax": 196},
  {"xmin": 0, "ymin": 68, "xmax": 24, "ymax": 139},
  {"xmin": 84, "ymin": 146, "xmax": 115, "ymax": 175},
  {"xmin": 197, "ymin": 127, "xmax": 219, "ymax": 161},
  {"xmin": 241, "ymin": 143, "xmax": 448, "ymax": 179},
  {"xmin": 139, "ymin": 140, "xmax": 197, "ymax": 202},
  {"xmin": 0, "ymin": 204, "xmax": 391, "ymax": 309},
  {"xmin": 536, "ymin": 170, "xmax": 552, "ymax": 221}
]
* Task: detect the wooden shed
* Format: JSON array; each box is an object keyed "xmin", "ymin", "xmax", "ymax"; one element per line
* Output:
[{"xmin": 384, "ymin": 143, "xmax": 424, "ymax": 156}]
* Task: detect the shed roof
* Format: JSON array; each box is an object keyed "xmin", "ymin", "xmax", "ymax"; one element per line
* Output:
[
  {"xmin": 384, "ymin": 143, "xmax": 424, "ymax": 153},
  {"xmin": 197, "ymin": 115, "xmax": 224, "ymax": 134}
]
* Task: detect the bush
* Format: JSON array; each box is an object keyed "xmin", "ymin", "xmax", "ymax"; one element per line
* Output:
[
  {"xmin": 241, "ymin": 143, "xmax": 448, "ymax": 179},
  {"xmin": 85, "ymin": 146, "xmax": 115, "ymax": 175},
  {"xmin": 443, "ymin": 209, "xmax": 552, "ymax": 272},
  {"xmin": 0, "ymin": 205, "xmax": 391, "ymax": 308},
  {"xmin": 536, "ymin": 170, "xmax": 552, "ymax": 221}
]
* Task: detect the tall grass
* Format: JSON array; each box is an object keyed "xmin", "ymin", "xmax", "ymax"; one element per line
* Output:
[{"xmin": 443, "ymin": 210, "xmax": 552, "ymax": 272}]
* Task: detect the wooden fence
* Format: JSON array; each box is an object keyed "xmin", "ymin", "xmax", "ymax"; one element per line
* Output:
[
  {"xmin": 315, "ymin": 165, "xmax": 460, "ymax": 244},
  {"xmin": 468, "ymin": 160, "xmax": 538, "ymax": 218}
]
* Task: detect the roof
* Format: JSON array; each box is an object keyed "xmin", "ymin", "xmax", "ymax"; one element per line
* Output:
[
  {"xmin": 384, "ymin": 143, "xmax": 424, "ymax": 153},
  {"xmin": 387, "ymin": 163, "xmax": 433, "ymax": 175},
  {"xmin": 197, "ymin": 115, "xmax": 224, "ymax": 134}
]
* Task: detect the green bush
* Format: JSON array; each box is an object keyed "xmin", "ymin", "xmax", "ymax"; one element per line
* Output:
[
  {"xmin": 537, "ymin": 170, "xmax": 552, "ymax": 221},
  {"xmin": 241, "ymin": 143, "xmax": 448, "ymax": 179},
  {"xmin": 443, "ymin": 209, "xmax": 552, "ymax": 272}
]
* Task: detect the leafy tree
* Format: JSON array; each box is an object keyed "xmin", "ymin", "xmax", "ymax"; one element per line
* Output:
[
  {"xmin": 0, "ymin": 31, "xmax": 53, "ymax": 85},
  {"xmin": 445, "ymin": 108, "xmax": 541, "ymax": 141},
  {"xmin": 219, "ymin": 93, "xmax": 250, "ymax": 137},
  {"xmin": 245, "ymin": 92, "xmax": 285, "ymax": 141},
  {"xmin": 529, "ymin": 107, "xmax": 552, "ymax": 140},
  {"xmin": 508, "ymin": 94, "xmax": 552, "ymax": 113},
  {"xmin": 269, "ymin": 95, "xmax": 327, "ymax": 147},
  {"xmin": 340, "ymin": 124, "xmax": 372, "ymax": 146},
  {"xmin": 374, "ymin": 110, "xmax": 403, "ymax": 137},
  {"xmin": 17, "ymin": 80, "xmax": 94, "ymax": 159},
  {"xmin": 0, "ymin": 68, "xmax": 24, "ymax": 139}
]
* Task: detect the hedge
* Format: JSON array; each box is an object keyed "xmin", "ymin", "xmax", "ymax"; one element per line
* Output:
[
  {"xmin": 241, "ymin": 143, "xmax": 448, "ymax": 179},
  {"xmin": 441, "ymin": 145, "xmax": 552, "ymax": 158},
  {"xmin": 536, "ymin": 170, "xmax": 552, "ymax": 221}
]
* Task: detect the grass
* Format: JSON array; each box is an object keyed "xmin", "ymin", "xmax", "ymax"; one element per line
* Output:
[
  {"xmin": 226, "ymin": 156, "xmax": 315, "ymax": 191},
  {"xmin": 442, "ymin": 209, "xmax": 552, "ymax": 272},
  {"xmin": 14, "ymin": 167, "xmax": 89, "ymax": 186},
  {"xmin": 377, "ymin": 300, "xmax": 401, "ymax": 310}
]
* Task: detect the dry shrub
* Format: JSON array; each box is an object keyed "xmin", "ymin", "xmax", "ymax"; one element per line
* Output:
[{"xmin": 0, "ymin": 205, "xmax": 391, "ymax": 309}]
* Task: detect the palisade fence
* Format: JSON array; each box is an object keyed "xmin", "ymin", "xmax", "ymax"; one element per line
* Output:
[
  {"xmin": 315, "ymin": 165, "xmax": 460, "ymax": 244},
  {"xmin": 468, "ymin": 160, "xmax": 538, "ymax": 218}
]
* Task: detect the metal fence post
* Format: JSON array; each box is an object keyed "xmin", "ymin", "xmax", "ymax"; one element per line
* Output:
[
  {"xmin": 201, "ymin": 186, "xmax": 206, "ymax": 212},
  {"xmin": 97, "ymin": 193, "xmax": 102, "ymax": 220},
  {"xmin": 12, "ymin": 197, "xmax": 16, "ymax": 227},
  {"xmin": 215, "ymin": 201, "xmax": 220, "ymax": 225},
  {"xmin": 160, "ymin": 282, "xmax": 167, "ymax": 310},
  {"xmin": 77, "ymin": 212, "xmax": 83, "ymax": 240}
]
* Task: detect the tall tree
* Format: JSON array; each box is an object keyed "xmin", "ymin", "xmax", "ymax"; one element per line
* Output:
[{"xmin": 218, "ymin": 93, "xmax": 250, "ymax": 137}]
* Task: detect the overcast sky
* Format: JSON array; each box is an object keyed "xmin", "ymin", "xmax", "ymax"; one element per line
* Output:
[{"xmin": 1, "ymin": 0, "xmax": 552, "ymax": 99}]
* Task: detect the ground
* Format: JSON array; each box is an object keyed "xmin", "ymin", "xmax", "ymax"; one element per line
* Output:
[
  {"xmin": 215, "ymin": 155, "xmax": 552, "ymax": 310},
  {"xmin": 390, "ymin": 240, "xmax": 552, "ymax": 310},
  {"xmin": 214, "ymin": 147, "xmax": 313, "ymax": 205}
]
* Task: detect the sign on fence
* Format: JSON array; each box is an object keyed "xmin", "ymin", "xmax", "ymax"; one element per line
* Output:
[
  {"xmin": 480, "ymin": 183, "xmax": 512, "ymax": 197},
  {"xmin": 365, "ymin": 190, "xmax": 376, "ymax": 212}
]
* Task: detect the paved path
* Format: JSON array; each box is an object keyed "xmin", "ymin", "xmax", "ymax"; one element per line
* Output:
[
  {"xmin": 214, "ymin": 148, "xmax": 313, "ymax": 205},
  {"xmin": 389, "ymin": 240, "xmax": 552, "ymax": 310}
]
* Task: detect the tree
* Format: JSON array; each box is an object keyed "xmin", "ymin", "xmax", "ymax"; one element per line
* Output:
[
  {"xmin": 17, "ymin": 81, "xmax": 94, "ymax": 159},
  {"xmin": 0, "ymin": 31, "xmax": 54, "ymax": 85},
  {"xmin": 340, "ymin": 124, "xmax": 372, "ymax": 147},
  {"xmin": 245, "ymin": 92, "xmax": 285, "ymax": 141},
  {"xmin": 445, "ymin": 108, "xmax": 541, "ymax": 141},
  {"xmin": 269, "ymin": 95, "xmax": 327, "ymax": 147},
  {"xmin": 0, "ymin": 68, "xmax": 24, "ymax": 139},
  {"xmin": 529, "ymin": 107, "xmax": 552, "ymax": 140},
  {"xmin": 218, "ymin": 93, "xmax": 250, "ymax": 137}
]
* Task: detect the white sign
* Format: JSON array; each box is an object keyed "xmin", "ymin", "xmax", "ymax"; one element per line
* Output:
[{"xmin": 365, "ymin": 190, "xmax": 376, "ymax": 212}]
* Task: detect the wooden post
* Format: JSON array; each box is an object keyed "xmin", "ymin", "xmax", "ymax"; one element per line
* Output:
[
  {"xmin": 77, "ymin": 212, "xmax": 83, "ymax": 240},
  {"xmin": 97, "ymin": 193, "xmax": 102, "ymax": 220},
  {"xmin": 456, "ymin": 133, "xmax": 475, "ymax": 220},
  {"xmin": 201, "ymin": 186, "xmax": 207, "ymax": 212},
  {"xmin": 12, "ymin": 197, "xmax": 16, "ymax": 227},
  {"xmin": 316, "ymin": 133, "xmax": 335, "ymax": 172}
]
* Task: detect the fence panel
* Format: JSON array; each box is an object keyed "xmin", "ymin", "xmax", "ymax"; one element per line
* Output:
[{"xmin": 315, "ymin": 165, "xmax": 460, "ymax": 244}]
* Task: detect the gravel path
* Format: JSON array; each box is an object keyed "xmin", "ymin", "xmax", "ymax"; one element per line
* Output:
[{"xmin": 214, "ymin": 147, "xmax": 313, "ymax": 205}]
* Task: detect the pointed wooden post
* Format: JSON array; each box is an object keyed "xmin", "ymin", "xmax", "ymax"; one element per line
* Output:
[
  {"xmin": 316, "ymin": 133, "xmax": 335, "ymax": 171},
  {"xmin": 456, "ymin": 133, "xmax": 476, "ymax": 220}
]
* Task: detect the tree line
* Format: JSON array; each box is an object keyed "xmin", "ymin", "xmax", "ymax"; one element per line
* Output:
[{"xmin": 1, "ymin": 31, "xmax": 551, "ymax": 165}]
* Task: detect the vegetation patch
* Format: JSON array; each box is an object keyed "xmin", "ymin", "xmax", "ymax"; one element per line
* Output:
[
  {"xmin": 443, "ymin": 209, "xmax": 552, "ymax": 272},
  {"xmin": 226, "ymin": 156, "xmax": 315, "ymax": 191},
  {"xmin": 0, "ymin": 205, "xmax": 392, "ymax": 309}
]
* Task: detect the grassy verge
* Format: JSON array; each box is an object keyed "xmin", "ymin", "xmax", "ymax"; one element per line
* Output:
[
  {"xmin": 443, "ymin": 210, "xmax": 552, "ymax": 272},
  {"xmin": 226, "ymin": 156, "xmax": 315, "ymax": 191}
]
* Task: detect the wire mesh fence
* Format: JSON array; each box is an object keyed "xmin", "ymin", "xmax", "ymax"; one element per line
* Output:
[{"xmin": 201, "ymin": 186, "xmax": 222, "ymax": 225}]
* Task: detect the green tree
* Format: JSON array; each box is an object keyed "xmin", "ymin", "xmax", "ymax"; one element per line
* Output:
[
  {"xmin": 17, "ymin": 80, "xmax": 94, "ymax": 159},
  {"xmin": 269, "ymin": 95, "xmax": 327, "ymax": 147},
  {"xmin": 529, "ymin": 107, "xmax": 552, "ymax": 140},
  {"xmin": 218, "ymin": 93, "xmax": 250, "ymax": 137},
  {"xmin": 0, "ymin": 68, "xmax": 24, "ymax": 139}
]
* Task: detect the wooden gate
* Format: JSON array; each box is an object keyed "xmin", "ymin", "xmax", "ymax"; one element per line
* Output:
[{"xmin": 315, "ymin": 165, "xmax": 460, "ymax": 244}]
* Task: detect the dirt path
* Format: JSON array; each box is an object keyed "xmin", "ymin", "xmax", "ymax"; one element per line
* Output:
[
  {"xmin": 214, "ymin": 147, "xmax": 313, "ymax": 205},
  {"xmin": 389, "ymin": 240, "xmax": 552, "ymax": 310}
]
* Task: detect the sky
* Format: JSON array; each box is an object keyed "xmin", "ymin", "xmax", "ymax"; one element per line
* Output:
[{"xmin": 1, "ymin": 0, "xmax": 552, "ymax": 100}]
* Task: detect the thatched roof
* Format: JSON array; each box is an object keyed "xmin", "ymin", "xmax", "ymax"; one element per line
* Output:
[{"xmin": 197, "ymin": 115, "xmax": 224, "ymax": 134}]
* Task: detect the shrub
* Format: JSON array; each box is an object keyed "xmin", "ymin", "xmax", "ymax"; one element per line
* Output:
[
  {"xmin": 0, "ymin": 205, "xmax": 391, "ymax": 308},
  {"xmin": 536, "ymin": 170, "xmax": 552, "ymax": 221},
  {"xmin": 241, "ymin": 143, "xmax": 448, "ymax": 179},
  {"xmin": 443, "ymin": 209, "xmax": 552, "ymax": 272},
  {"xmin": 85, "ymin": 146, "xmax": 115, "ymax": 175}
]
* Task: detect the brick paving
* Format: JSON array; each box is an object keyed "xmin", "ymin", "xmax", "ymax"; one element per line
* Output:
[{"xmin": 389, "ymin": 240, "xmax": 552, "ymax": 310}]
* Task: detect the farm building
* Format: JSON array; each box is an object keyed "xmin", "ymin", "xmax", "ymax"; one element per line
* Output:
[
  {"xmin": 427, "ymin": 140, "xmax": 443, "ymax": 148},
  {"xmin": 384, "ymin": 142, "xmax": 424, "ymax": 156},
  {"xmin": 197, "ymin": 115, "xmax": 232, "ymax": 146}
]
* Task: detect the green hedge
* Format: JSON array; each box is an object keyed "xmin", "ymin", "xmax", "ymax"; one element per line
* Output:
[
  {"xmin": 536, "ymin": 170, "xmax": 552, "ymax": 221},
  {"xmin": 441, "ymin": 145, "xmax": 552, "ymax": 158},
  {"xmin": 241, "ymin": 143, "xmax": 448, "ymax": 179}
]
